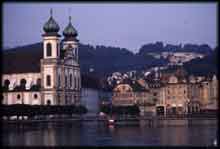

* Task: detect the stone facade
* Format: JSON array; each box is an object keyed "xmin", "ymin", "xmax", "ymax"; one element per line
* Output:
[
  {"xmin": 2, "ymin": 11, "xmax": 81, "ymax": 106},
  {"xmin": 111, "ymin": 73, "xmax": 218, "ymax": 115},
  {"xmin": 112, "ymin": 84, "xmax": 135, "ymax": 106}
]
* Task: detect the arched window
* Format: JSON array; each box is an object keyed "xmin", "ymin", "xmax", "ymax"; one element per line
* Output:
[
  {"xmin": 65, "ymin": 75, "xmax": 68, "ymax": 87},
  {"xmin": 70, "ymin": 74, "xmax": 72, "ymax": 87},
  {"xmin": 4, "ymin": 80, "xmax": 10, "ymax": 90},
  {"xmin": 78, "ymin": 78, "xmax": 80, "ymax": 89},
  {"xmin": 37, "ymin": 78, "xmax": 41, "ymax": 87},
  {"xmin": 46, "ymin": 100, "xmax": 51, "ymax": 105},
  {"xmin": 46, "ymin": 75, "xmax": 51, "ymax": 86},
  {"xmin": 20, "ymin": 79, "xmax": 26, "ymax": 89},
  {"xmin": 58, "ymin": 75, "xmax": 61, "ymax": 87},
  {"xmin": 74, "ymin": 77, "xmax": 77, "ymax": 89},
  {"xmin": 46, "ymin": 43, "xmax": 52, "ymax": 57},
  {"xmin": 34, "ymin": 94, "xmax": 38, "ymax": 99}
]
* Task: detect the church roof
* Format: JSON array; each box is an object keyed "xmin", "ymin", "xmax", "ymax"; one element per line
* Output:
[
  {"xmin": 63, "ymin": 16, "xmax": 78, "ymax": 38},
  {"xmin": 43, "ymin": 9, "xmax": 60, "ymax": 34},
  {"xmin": 2, "ymin": 43, "xmax": 43, "ymax": 74}
]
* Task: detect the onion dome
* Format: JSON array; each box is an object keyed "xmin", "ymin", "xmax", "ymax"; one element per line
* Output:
[
  {"xmin": 63, "ymin": 16, "xmax": 78, "ymax": 38},
  {"xmin": 43, "ymin": 9, "xmax": 60, "ymax": 33}
]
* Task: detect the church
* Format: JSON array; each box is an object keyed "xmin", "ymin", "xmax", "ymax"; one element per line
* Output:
[{"xmin": 2, "ymin": 10, "xmax": 81, "ymax": 106}]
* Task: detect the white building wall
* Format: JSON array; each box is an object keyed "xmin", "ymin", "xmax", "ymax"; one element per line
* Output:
[
  {"xmin": 43, "ymin": 66, "xmax": 54, "ymax": 89},
  {"xmin": 23, "ymin": 92, "xmax": 30, "ymax": 104},
  {"xmin": 44, "ymin": 94, "xmax": 54, "ymax": 105},
  {"xmin": 2, "ymin": 73, "xmax": 41, "ymax": 90},
  {"xmin": 31, "ymin": 92, "xmax": 41, "ymax": 105},
  {"xmin": 43, "ymin": 36, "xmax": 60, "ymax": 59}
]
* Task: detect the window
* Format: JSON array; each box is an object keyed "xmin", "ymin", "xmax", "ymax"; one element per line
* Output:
[
  {"xmin": 58, "ymin": 75, "xmax": 61, "ymax": 87},
  {"xmin": 74, "ymin": 77, "xmax": 77, "ymax": 89},
  {"xmin": 4, "ymin": 80, "xmax": 10, "ymax": 90},
  {"xmin": 46, "ymin": 100, "xmax": 51, "ymax": 105},
  {"xmin": 46, "ymin": 75, "xmax": 51, "ymax": 86},
  {"xmin": 34, "ymin": 94, "xmax": 38, "ymax": 99},
  {"xmin": 65, "ymin": 75, "xmax": 68, "ymax": 87},
  {"xmin": 17, "ymin": 94, "xmax": 21, "ymax": 100},
  {"xmin": 70, "ymin": 74, "xmax": 72, "ymax": 87},
  {"xmin": 78, "ymin": 78, "xmax": 80, "ymax": 89},
  {"xmin": 37, "ymin": 78, "xmax": 41, "ymax": 86},
  {"xmin": 57, "ymin": 43, "xmax": 59, "ymax": 56},
  {"xmin": 20, "ymin": 79, "xmax": 26, "ymax": 89},
  {"xmin": 46, "ymin": 43, "xmax": 52, "ymax": 57}
]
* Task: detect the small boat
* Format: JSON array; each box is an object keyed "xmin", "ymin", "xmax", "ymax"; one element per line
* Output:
[{"xmin": 108, "ymin": 118, "xmax": 115, "ymax": 125}]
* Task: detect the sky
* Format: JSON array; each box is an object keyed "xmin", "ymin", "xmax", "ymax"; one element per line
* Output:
[{"xmin": 3, "ymin": 2, "xmax": 217, "ymax": 53}]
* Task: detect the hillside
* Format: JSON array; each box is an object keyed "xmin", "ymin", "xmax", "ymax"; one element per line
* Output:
[
  {"xmin": 3, "ymin": 41, "xmax": 216, "ymax": 79},
  {"xmin": 183, "ymin": 47, "xmax": 218, "ymax": 76}
]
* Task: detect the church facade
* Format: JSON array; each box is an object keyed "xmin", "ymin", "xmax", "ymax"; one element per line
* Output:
[{"xmin": 2, "ymin": 10, "xmax": 81, "ymax": 106}]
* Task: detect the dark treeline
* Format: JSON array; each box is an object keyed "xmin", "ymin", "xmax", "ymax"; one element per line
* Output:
[
  {"xmin": 138, "ymin": 41, "xmax": 213, "ymax": 55},
  {"xmin": 79, "ymin": 43, "xmax": 168, "ymax": 76},
  {"xmin": 183, "ymin": 47, "xmax": 218, "ymax": 76},
  {"xmin": 79, "ymin": 42, "xmax": 216, "ymax": 77},
  {"xmin": 4, "ymin": 42, "xmax": 216, "ymax": 82}
]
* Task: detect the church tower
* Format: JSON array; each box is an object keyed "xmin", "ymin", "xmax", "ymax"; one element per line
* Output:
[
  {"xmin": 62, "ymin": 15, "xmax": 81, "ymax": 105},
  {"xmin": 41, "ymin": 9, "xmax": 61, "ymax": 105}
]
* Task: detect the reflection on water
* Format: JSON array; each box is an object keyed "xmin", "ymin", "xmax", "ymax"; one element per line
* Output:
[
  {"xmin": 2, "ymin": 89, "xmax": 218, "ymax": 146},
  {"xmin": 81, "ymin": 88, "xmax": 99, "ymax": 114},
  {"xmin": 2, "ymin": 121, "xmax": 217, "ymax": 146}
]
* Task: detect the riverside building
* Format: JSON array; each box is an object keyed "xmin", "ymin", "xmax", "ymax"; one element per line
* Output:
[{"xmin": 2, "ymin": 10, "xmax": 81, "ymax": 106}]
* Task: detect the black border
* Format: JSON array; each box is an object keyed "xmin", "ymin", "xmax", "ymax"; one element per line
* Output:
[{"xmin": 0, "ymin": 0, "xmax": 219, "ymax": 148}]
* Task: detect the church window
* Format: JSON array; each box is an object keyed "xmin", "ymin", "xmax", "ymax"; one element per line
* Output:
[
  {"xmin": 65, "ymin": 75, "xmax": 68, "ymax": 87},
  {"xmin": 74, "ymin": 77, "xmax": 76, "ymax": 89},
  {"xmin": 46, "ymin": 75, "xmax": 51, "ymax": 86},
  {"xmin": 4, "ymin": 80, "xmax": 10, "ymax": 90},
  {"xmin": 20, "ymin": 79, "xmax": 26, "ymax": 89},
  {"xmin": 70, "ymin": 74, "xmax": 72, "ymax": 87},
  {"xmin": 46, "ymin": 100, "xmax": 51, "ymax": 105},
  {"xmin": 46, "ymin": 43, "xmax": 52, "ymax": 57},
  {"xmin": 57, "ymin": 43, "xmax": 59, "ymax": 56},
  {"xmin": 78, "ymin": 78, "xmax": 80, "ymax": 89},
  {"xmin": 58, "ymin": 75, "xmax": 61, "ymax": 87},
  {"xmin": 34, "ymin": 94, "xmax": 38, "ymax": 99},
  {"xmin": 37, "ymin": 78, "xmax": 41, "ymax": 87}
]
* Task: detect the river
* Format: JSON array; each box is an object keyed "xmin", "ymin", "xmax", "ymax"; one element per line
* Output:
[{"xmin": 2, "ymin": 88, "xmax": 218, "ymax": 146}]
